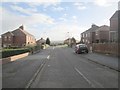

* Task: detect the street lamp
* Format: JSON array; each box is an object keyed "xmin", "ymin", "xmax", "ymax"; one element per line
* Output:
[{"xmin": 67, "ymin": 32, "xmax": 71, "ymax": 47}]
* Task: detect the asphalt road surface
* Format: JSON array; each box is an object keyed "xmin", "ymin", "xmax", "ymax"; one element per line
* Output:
[{"xmin": 3, "ymin": 46, "xmax": 118, "ymax": 88}]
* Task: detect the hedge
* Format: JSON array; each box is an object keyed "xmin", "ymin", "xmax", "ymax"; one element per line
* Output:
[{"xmin": 2, "ymin": 48, "xmax": 30, "ymax": 58}]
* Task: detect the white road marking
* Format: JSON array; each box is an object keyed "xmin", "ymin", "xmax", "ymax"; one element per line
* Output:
[
  {"xmin": 47, "ymin": 55, "xmax": 50, "ymax": 60},
  {"xmin": 74, "ymin": 67, "xmax": 95, "ymax": 88},
  {"xmin": 92, "ymin": 79, "xmax": 104, "ymax": 88},
  {"xmin": 25, "ymin": 63, "xmax": 44, "ymax": 88}
]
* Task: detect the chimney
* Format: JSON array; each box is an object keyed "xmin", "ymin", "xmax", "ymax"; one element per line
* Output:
[
  {"xmin": 19, "ymin": 25, "xmax": 24, "ymax": 30},
  {"xmin": 91, "ymin": 24, "xmax": 99, "ymax": 28},
  {"xmin": 91, "ymin": 24, "xmax": 96, "ymax": 28}
]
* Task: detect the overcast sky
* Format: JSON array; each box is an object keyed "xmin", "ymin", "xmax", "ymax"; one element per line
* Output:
[{"xmin": 0, "ymin": 0, "xmax": 119, "ymax": 41}]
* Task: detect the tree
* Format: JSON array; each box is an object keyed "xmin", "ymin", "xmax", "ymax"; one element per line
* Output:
[{"xmin": 46, "ymin": 38, "xmax": 50, "ymax": 45}]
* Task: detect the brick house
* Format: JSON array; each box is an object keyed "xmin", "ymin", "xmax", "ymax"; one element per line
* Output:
[
  {"xmin": 36, "ymin": 38, "xmax": 46, "ymax": 45},
  {"xmin": 109, "ymin": 10, "xmax": 119, "ymax": 42},
  {"xmin": 2, "ymin": 25, "xmax": 36, "ymax": 47},
  {"xmin": 95, "ymin": 25, "xmax": 110, "ymax": 43},
  {"xmin": 80, "ymin": 24, "xmax": 99, "ymax": 45},
  {"xmin": 64, "ymin": 37, "xmax": 76, "ymax": 46},
  {"xmin": 81, "ymin": 24, "xmax": 110, "ymax": 44}
]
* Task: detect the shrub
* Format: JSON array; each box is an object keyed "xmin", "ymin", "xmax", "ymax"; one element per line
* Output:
[{"xmin": 2, "ymin": 48, "xmax": 30, "ymax": 58}]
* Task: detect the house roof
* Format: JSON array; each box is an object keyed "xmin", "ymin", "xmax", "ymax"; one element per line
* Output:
[
  {"xmin": 12, "ymin": 25, "xmax": 35, "ymax": 37},
  {"xmin": 37, "ymin": 38, "xmax": 46, "ymax": 43},
  {"xmin": 86, "ymin": 24, "xmax": 99, "ymax": 32},
  {"xmin": 19, "ymin": 28, "xmax": 34, "ymax": 37},
  {"xmin": 81, "ymin": 24, "xmax": 99, "ymax": 34},
  {"xmin": 2, "ymin": 31, "xmax": 14, "ymax": 36},
  {"xmin": 2, "ymin": 25, "xmax": 35, "ymax": 39},
  {"xmin": 96, "ymin": 25, "xmax": 110, "ymax": 31},
  {"xmin": 110, "ymin": 10, "xmax": 120, "ymax": 20}
]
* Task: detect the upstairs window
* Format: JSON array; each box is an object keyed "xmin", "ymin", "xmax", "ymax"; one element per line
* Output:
[
  {"xmin": 8, "ymin": 36, "xmax": 11, "ymax": 41},
  {"xmin": 4, "ymin": 36, "xmax": 7, "ymax": 41}
]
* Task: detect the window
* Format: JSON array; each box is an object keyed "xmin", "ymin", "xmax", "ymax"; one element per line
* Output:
[
  {"xmin": 85, "ymin": 33, "xmax": 86, "ymax": 37},
  {"xmin": 88, "ymin": 40, "xmax": 90, "ymax": 44},
  {"xmin": 88, "ymin": 33, "xmax": 90, "ymax": 37},
  {"xmin": 96, "ymin": 31, "xmax": 98, "ymax": 36},
  {"xmin": 83, "ymin": 34, "xmax": 84, "ymax": 37},
  {"xmin": 8, "ymin": 36, "xmax": 11, "ymax": 41},
  {"xmin": 83, "ymin": 39, "xmax": 84, "ymax": 42},
  {"xmin": 4, "ymin": 36, "xmax": 7, "ymax": 41},
  {"xmin": 110, "ymin": 31, "xmax": 117, "ymax": 42}
]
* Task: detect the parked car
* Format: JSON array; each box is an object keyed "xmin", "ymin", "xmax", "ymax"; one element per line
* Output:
[{"xmin": 75, "ymin": 44, "xmax": 88, "ymax": 54}]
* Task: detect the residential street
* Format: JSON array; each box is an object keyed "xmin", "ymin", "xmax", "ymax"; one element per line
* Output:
[
  {"xmin": 1, "ymin": 1, "xmax": 119, "ymax": 89},
  {"xmin": 3, "ymin": 46, "xmax": 118, "ymax": 88}
]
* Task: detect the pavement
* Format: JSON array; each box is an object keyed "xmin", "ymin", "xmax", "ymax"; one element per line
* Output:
[
  {"xmin": 79, "ymin": 52, "xmax": 118, "ymax": 71},
  {"xmin": 2, "ymin": 46, "xmax": 118, "ymax": 88}
]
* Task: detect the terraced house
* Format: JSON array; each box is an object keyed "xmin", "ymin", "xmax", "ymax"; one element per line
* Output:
[
  {"xmin": 80, "ymin": 24, "xmax": 99, "ymax": 45},
  {"xmin": 109, "ymin": 10, "xmax": 119, "ymax": 42},
  {"xmin": 1, "ymin": 25, "xmax": 36, "ymax": 47}
]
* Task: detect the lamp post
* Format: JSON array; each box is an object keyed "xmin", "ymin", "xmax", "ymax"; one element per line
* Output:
[{"xmin": 67, "ymin": 32, "xmax": 71, "ymax": 47}]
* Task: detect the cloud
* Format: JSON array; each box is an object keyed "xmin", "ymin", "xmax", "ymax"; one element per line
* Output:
[
  {"xmin": 27, "ymin": 2, "xmax": 60, "ymax": 8},
  {"xmin": 3, "ymin": 0, "xmax": 61, "ymax": 8},
  {"xmin": 1, "ymin": 3, "xmax": 89, "ymax": 41},
  {"xmin": 93, "ymin": 0, "xmax": 119, "ymax": 7},
  {"xmin": 1, "ymin": 6, "xmax": 55, "ymax": 34},
  {"xmin": 10, "ymin": 5, "xmax": 38, "ymax": 15},
  {"xmin": 59, "ymin": 17, "xmax": 67, "ymax": 22},
  {"xmin": 74, "ymin": 2, "xmax": 87, "ymax": 10},
  {"xmin": 9, "ymin": 5, "xmax": 55, "ymax": 24},
  {"xmin": 64, "ymin": 13, "xmax": 67, "ymax": 16},
  {"xmin": 72, "ymin": 16, "xmax": 77, "ymax": 19},
  {"xmin": 2, "ymin": 0, "xmax": 61, "ymax": 3},
  {"xmin": 52, "ymin": 6, "xmax": 64, "ymax": 11},
  {"xmin": 94, "ymin": 0, "xmax": 110, "ymax": 7},
  {"xmin": 77, "ymin": 6, "xmax": 86, "ymax": 10},
  {"xmin": 32, "ymin": 14, "xmax": 55, "ymax": 24}
]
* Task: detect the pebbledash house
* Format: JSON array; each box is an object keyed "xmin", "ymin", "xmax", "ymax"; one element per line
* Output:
[{"xmin": 1, "ymin": 25, "xmax": 36, "ymax": 47}]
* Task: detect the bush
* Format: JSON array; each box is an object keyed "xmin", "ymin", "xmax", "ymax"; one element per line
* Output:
[{"xmin": 2, "ymin": 48, "xmax": 30, "ymax": 58}]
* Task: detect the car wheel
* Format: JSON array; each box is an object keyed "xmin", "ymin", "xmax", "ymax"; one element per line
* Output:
[
  {"xmin": 76, "ymin": 51, "xmax": 79, "ymax": 54},
  {"xmin": 86, "ymin": 50, "xmax": 88, "ymax": 53},
  {"xmin": 75, "ymin": 51, "xmax": 77, "ymax": 54}
]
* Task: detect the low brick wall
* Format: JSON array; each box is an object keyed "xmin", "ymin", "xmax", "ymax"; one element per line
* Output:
[
  {"xmin": 92, "ymin": 43, "xmax": 118, "ymax": 56},
  {"xmin": 1, "ymin": 52, "xmax": 29, "ymax": 64}
]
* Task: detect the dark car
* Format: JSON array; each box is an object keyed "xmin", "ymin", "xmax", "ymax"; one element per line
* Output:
[{"xmin": 75, "ymin": 44, "xmax": 88, "ymax": 54}]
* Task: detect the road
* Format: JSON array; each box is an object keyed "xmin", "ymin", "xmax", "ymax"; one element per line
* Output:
[
  {"xmin": 2, "ymin": 49, "xmax": 50, "ymax": 88},
  {"xmin": 3, "ymin": 46, "xmax": 118, "ymax": 88}
]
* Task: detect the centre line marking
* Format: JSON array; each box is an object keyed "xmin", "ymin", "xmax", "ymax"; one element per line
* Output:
[
  {"xmin": 47, "ymin": 55, "xmax": 50, "ymax": 60},
  {"xmin": 74, "ymin": 67, "xmax": 95, "ymax": 88}
]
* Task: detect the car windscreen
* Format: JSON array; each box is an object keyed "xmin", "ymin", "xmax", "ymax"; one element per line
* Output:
[{"xmin": 79, "ymin": 45, "xmax": 86, "ymax": 48}]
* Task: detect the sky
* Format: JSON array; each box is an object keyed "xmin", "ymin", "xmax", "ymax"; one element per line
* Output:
[{"xmin": 0, "ymin": 0, "xmax": 119, "ymax": 41}]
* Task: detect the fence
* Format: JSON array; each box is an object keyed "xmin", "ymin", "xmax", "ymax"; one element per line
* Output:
[{"xmin": 92, "ymin": 43, "xmax": 118, "ymax": 56}]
